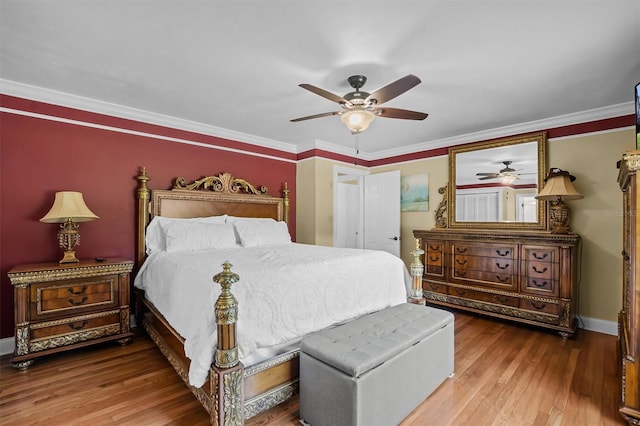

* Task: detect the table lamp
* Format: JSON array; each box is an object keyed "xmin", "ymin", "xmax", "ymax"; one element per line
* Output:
[
  {"xmin": 40, "ymin": 191, "xmax": 99, "ymax": 263},
  {"xmin": 535, "ymin": 168, "xmax": 583, "ymax": 233}
]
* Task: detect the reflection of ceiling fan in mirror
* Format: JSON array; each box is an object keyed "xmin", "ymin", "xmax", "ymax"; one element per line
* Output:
[
  {"xmin": 476, "ymin": 161, "xmax": 533, "ymax": 182},
  {"xmin": 290, "ymin": 74, "xmax": 428, "ymax": 134}
]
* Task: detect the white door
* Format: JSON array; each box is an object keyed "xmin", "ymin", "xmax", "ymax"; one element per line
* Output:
[
  {"xmin": 364, "ymin": 170, "xmax": 401, "ymax": 257},
  {"xmin": 333, "ymin": 166, "xmax": 367, "ymax": 249},
  {"xmin": 335, "ymin": 178, "xmax": 361, "ymax": 249}
]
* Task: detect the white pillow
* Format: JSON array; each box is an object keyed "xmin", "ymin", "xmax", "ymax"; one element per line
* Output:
[
  {"xmin": 234, "ymin": 220, "xmax": 292, "ymax": 247},
  {"xmin": 165, "ymin": 222, "xmax": 237, "ymax": 252},
  {"xmin": 227, "ymin": 216, "xmax": 276, "ymax": 244},
  {"xmin": 145, "ymin": 215, "xmax": 227, "ymax": 254}
]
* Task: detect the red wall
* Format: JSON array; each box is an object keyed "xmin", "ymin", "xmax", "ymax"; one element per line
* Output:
[{"xmin": 0, "ymin": 96, "xmax": 297, "ymax": 338}]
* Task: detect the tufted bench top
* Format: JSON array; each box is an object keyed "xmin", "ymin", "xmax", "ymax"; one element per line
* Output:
[{"xmin": 300, "ymin": 303, "xmax": 454, "ymax": 378}]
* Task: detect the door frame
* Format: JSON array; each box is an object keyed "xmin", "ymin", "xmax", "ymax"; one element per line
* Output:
[{"xmin": 333, "ymin": 165, "xmax": 369, "ymax": 249}]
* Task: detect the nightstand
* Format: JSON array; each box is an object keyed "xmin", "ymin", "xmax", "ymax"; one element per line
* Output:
[{"xmin": 8, "ymin": 258, "xmax": 134, "ymax": 370}]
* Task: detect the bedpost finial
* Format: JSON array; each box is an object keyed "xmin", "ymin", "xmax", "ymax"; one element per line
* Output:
[
  {"xmin": 213, "ymin": 261, "xmax": 240, "ymax": 368},
  {"xmin": 214, "ymin": 261, "xmax": 240, "ymax": 289}
]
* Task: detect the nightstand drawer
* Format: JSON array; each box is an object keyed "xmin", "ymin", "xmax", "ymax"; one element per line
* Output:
[
  {"xmin": 29, "ymin": 311, "xmax": 122, "ymax": 352},
  {"xmin": 30, "ymin": 275, "xmax": 119, "ymax": 319}
]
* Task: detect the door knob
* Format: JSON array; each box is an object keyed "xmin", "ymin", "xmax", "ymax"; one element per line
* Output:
[{"xmin": 389, "ymin": 236, "xmax": 399, "ymax": 241}]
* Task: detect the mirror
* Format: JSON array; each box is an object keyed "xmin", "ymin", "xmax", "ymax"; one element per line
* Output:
[{"xmin": 447, "ymin": 131, "xmax": 547, "ymax": 230}]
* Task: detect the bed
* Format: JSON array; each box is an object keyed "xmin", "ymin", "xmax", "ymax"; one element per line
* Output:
[{"xmin": 133, "ymin": 167, "xmax": 410, "ymax": 425}]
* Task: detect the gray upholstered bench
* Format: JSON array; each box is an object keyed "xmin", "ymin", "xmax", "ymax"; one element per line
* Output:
[{"xmin": 300, "ymin": 303, "xmax": 454, "ymax": 426}]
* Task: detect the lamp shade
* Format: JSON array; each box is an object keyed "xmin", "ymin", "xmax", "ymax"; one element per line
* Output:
[
  {"xmin": 40, "ymin": 191, "xmax": 99, "ymax": 223},
  {"xmin": 340, "ymin": 109, "xmax": 375, "ymax": 134},
  {"xmin": 535, "ymin": 169, "xmax": 583, "ymax": 201}
]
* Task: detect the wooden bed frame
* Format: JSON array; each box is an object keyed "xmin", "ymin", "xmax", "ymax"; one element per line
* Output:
[{"xmin": 134, "ymin": 167, "xmax": 296, "ymax": 425}]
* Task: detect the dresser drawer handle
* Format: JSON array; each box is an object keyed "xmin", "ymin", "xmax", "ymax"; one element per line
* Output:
[
  {"xmin": 456, "ymin": 270, "xmax": 467, "ymax": 277},
  {"xmin": 454, "ymin": 288, "xmax": 467, "ymax": 296},
  {"xmin": 531, "ymin": 301, "xmax": 547, "ymax": 310},
  {"xmin": 455, "ymin": 258, "xmax": 468, "ymax": 266},
  {"xmin": 429, "ymin": 283, "xmax": 440, "ymax": 291},
  {"xmin": 495, "ymin": 275, "xmax": 510, "ymax": 283},
  {"xmin": 532, "ymin": 280, "xmax": 549, "ymax": 288},
  {"xmin": 68, "ymin": 320, "xmax": 88, "ymax": 330},
  {"xmin": 68, "ymin": 296, "xmax": 88, "ymax": 306},
  {"xmin": 532, "ymin": 266, "xmax": 548, "ymax": 274},
  {"xmin": 496, "ymin": 249, "xmax": 510, "ymax": 257},
  {"xmin": 495, "ymin": 296, "xmax": 509, "ymax": 303},
  {"xmin": 429, "ymin": 245, "xmax": 440, "ymax": 251},
  {"xmin": 456, "ymin": 247, "xmax": 468, "ymax": 254},
  {"xmin": 532, "ymin": 252, "xmax": 548, "ymax": 260},
  {"xmin": 496, "ymin": 262, "xmax": 510, "ymax": 270},
  {"xmin": 429, "ymin": 255, "xmax": 440, "ymax": 262},
  {"xmin": 67, "ymin": 286, "xmax": 88, "ymax": 295}
]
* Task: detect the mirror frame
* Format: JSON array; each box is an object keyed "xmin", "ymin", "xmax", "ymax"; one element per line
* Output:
[{"xmin": 447, "ymin": 131, "xmax": 548, "ymax": 230}]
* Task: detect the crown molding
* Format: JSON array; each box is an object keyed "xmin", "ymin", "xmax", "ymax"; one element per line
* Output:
[
  {"xmin": 369, "ymin": 101, "xmax": 634, "ymax": 160},
  {"xmin": 1, "ymin": 79, "xmax": 633, "ymax": 162},
  {"xmin": 0, "ymin": 79, "xmax": 298, "ymax": 154}
]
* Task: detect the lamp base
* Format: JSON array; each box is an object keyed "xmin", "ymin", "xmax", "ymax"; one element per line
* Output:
[
  {"xmin": 549, "ymin": 200, "xmax": 572, "ymax": 234},
  {"xmin": 59, "ymin": 249, "xmax": 80, "ymax": 264}
]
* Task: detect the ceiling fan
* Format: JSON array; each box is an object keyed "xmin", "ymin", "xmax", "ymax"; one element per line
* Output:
[
  {"xmin": 476, "ymin": 161, "xmax": 523, "ymax": 181},
  {"xmin": 290, "ymin": 74, "xmax": 428, "ymax": 134}
]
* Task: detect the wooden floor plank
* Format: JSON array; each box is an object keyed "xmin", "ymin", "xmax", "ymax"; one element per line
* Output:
[{"xmin": 0, "ymin": 310, "xmax": 625, "ymax": 426}]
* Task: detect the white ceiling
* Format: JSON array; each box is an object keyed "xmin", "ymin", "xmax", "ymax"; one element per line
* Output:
[{"xmin": 1, "ymin": 1, "xmax": 639, "ymax": 159}]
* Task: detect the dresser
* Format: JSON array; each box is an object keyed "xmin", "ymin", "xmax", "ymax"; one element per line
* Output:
[
  {"xmin": 413, "ymin": 229, "xmax": 580, "ymax": 338},
  {"xmin": 8, "ymin": 258, "xmax": 134, "ymax": 369},
  {"xmin": 618, "ymin": 150, "xmax": 640, "ymax": 424}
]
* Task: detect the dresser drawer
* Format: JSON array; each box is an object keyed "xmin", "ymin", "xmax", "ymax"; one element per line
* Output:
[
  {"xmin": 521, "ymin": 277, "xmax": 558, "ymax": 296},
  {"xmin": 451, "ymin": 267, "xmax": 517, "ymax": 290},
  {"xmin": 29, "ymin": 311, "xmax": 122, "ymax": 352},
  {"xmin": 423, "ymin": 280, "xmax": 447, "ymax": 294},
  {"xmin": 425, "ymin": 240, "xmax": 445, "ymax": 277},
  {"xmin": 30, "ymin": 275, "xmax": 119, "ymax": 320},
  {"xmin": 448, "ymin": 286, "xmax": 519, "ymax": 307},
  {"xmin": 451, "ymin": 243, "xmax": 516, "ymax": 260},
  {"xmin": 519, "ymin": 299, "xmax": 560, "ymax": 316}
]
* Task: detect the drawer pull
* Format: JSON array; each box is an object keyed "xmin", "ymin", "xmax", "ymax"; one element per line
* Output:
[
  {"xmin": 532, "ymin": 280, "xmax": 549, "ymax": 288},
  {"xmin": 496, "ymin": 249, "xmax": 510, "ymax": 257},
  {"xmin": 455, "ymin": 258, "xmax": 468, "ymax": 266},
  {"xmin": 496, "ymin": 262, "xmax": 510, "ymax": 270},
  {"xmin": 429, "ymin": 283, "xmax": 440, "ymax": 291},
  {"xmin": 67, "ymin": 286, "xmax": 88, "ymax": 295},
  {"xmin": 429, "ymin": 245, "xmax": 440, "ymax": 251},
  {"xmin": 456, "ymin": 247, "xmax": 468, "ymax": 254},
  {"xmin": 68, "ymin": 296, "xmax": 88, "ymax": 306},
  {"xmin": 495, "ymin": 296, "xmax": 509, "ymax": 303},
  {"xmin": 495, "ymin": 275, "xmax": 510, "ymax": 283},
  {"xmin": 429, "ymin": 255, "xmax": 440, "ymax": 262},
  {"xmin": 68, "ymin": 320, "xmax": 88, "ymax": 330},
  {"xmin": 532, "ymin": 252, "xmax": 548, "ymax": 260},
  {"xmin": 531, "ymin": 301, "xmax": 547, "ymax": 310},
  {"xmin": 456, "ymin": 270, "xmax": 467, "ymax": 277},
  {"xmin": 455, "ymin": 289, "xmax": 467, "ymax": 296},
  {"xmin": 532, "ymin": 266, "xmax": 548, "ymax": 274}
]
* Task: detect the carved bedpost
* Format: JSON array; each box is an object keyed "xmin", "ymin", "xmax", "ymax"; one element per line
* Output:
[
  {"xmin": 211, "ymin": 261, "xmax": 244, "ymax": 426},
  {"xmin": 136, "ymin": 167, "xmax": 151, "ymax": 269},
  {"xmin": 409, "ymin": 239, "xmax": 426, "ymax": 305},
  {"xmin": 282, "ymin": 182, "xmax": 290, "ymax": 225}
]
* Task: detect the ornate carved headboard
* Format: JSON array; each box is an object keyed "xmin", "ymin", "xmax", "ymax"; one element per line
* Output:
[{"xmin": 135, "ymin": 167, "xmax": 289, "ymax": 268}]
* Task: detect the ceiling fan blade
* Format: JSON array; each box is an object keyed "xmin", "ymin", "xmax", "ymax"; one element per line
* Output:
[
  {"xmin": 299, "ymin": 84, "xmax": 349, "ymax": 104},
  {"xmin": 478, "ymin": 176, "xmax": 498, "ymax": 180},
  {"xmin": 290, "ymin": 111, "xmax": 340, "ymax": 122},
  {"xmin": 376, "ymin": 107, "xmax": 428, "ymax": 120},
  {"xmin": 365, "ymin": 74, "xmax": 422, "ymax": 104},
  {"xmin": 476, "ymin": 172, "xmax": 499, "ymax": 177}
]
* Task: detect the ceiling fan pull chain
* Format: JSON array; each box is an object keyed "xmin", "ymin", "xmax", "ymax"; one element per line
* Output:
[{"xmin": 354, "ymin": 134, "xmax": 360, "ymax": 165}]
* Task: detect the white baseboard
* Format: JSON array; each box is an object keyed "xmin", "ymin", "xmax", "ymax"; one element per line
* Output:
[
  {"xmin": 1, "ymin": 336, "xmax": 14, "ymax": 356},
  {"xmin": 0, "ymin": 315, "xmax": 618, "ymax": 357},
  {"xmin": 579, "ymin": 316, "xmax": 618, "ymax": 336}
]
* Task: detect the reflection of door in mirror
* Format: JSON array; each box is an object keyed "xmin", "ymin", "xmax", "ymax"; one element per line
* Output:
[{"xmin": 449, "ymin": 132, "xmax": 547, "ymax": 229}]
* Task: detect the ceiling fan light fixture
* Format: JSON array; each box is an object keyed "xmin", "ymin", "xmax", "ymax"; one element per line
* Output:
[
  {"xmin": 341, "ymin": 109, "xmax": 375, "ymax": 134},
  {"xmin": 501, "ymin": 175, "xmax": 517, "ymax": 184}
]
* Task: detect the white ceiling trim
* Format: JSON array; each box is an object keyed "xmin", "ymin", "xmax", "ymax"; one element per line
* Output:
[{"xmin": 1, "ymin": 79, "xmax": 633, "ymax": 162}]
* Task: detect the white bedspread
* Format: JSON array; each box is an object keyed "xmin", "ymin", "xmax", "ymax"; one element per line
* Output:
[{"xmin": 134, "ymin": 243, "xmax": 409, "ymax": 387}]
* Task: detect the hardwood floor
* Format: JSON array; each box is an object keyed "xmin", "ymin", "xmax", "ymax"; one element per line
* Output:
[{"xmin": 0, "ymin": 310, "xmax": 624, "ymax": 425}]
